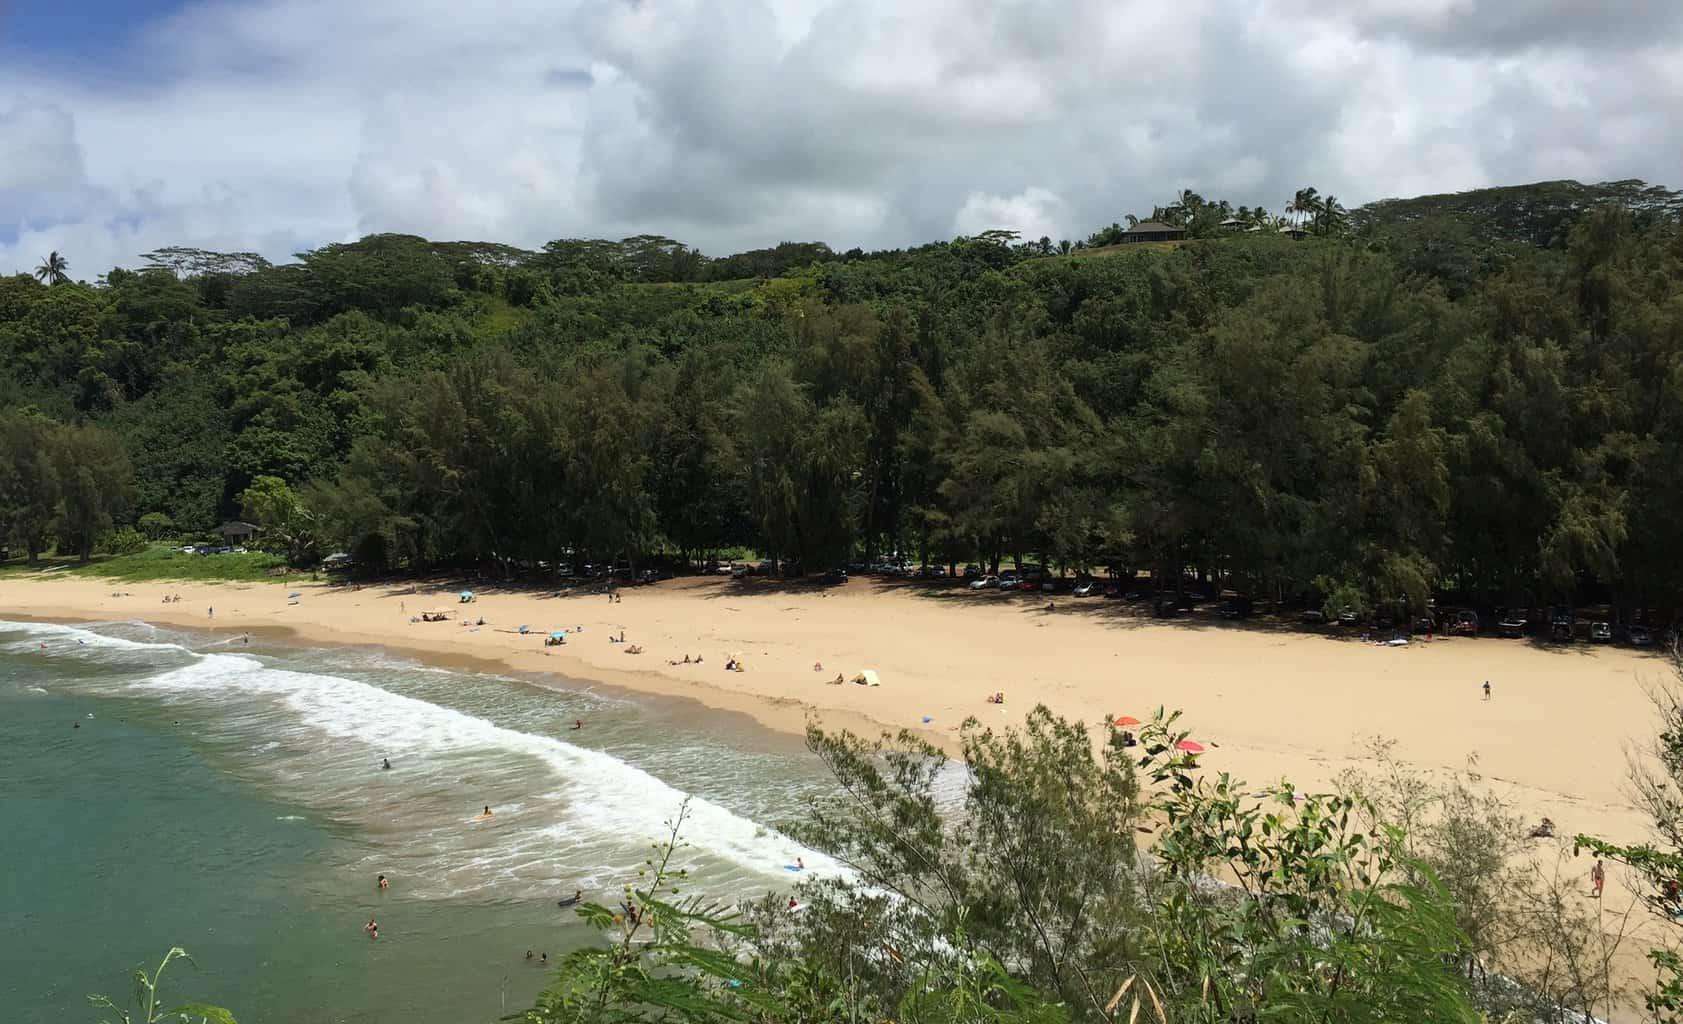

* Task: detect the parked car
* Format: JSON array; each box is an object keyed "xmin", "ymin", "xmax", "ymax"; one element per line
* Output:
[
  {"xmin": 1550, "ymin": 607, "xmax": 1575, "ymax": 643},
  {"xmin": 1152, "ymin": 593, "xmax": 1181, "ymax": 618},
  {"xmin": 729, "ymin": 564, "xmax": 750, "ymax": 579},
  {"xmin": 1301, "ymin": 608, "xmax": 1326, "ymax": 624},
  {"xmin": 1449, "ymin": 610, "xmax": 1479, "ymax": 636},
  {"xmin": 962, "ymin": 564, "xmax": 983, "ymax": 579},
  {"xmin": 1413, "ymin": 615, "xmax": 1437, "ymax": 635},
  {"xmin": 997, "ymin": 572, "xmax": 1022, "ymax": 590},
  {"xmin": 321, "ymin": 552, "xmax": 355, "ymax": 572},
  {"xmin": 1073, "ymin": 579, "xmax": 1098, "ymax": 597},
  {"xmin": 1629, "ymin": 625, "xmax": 1654, "ymax": 647},
  {"xmin": 1497, "ymin": 612, "xmax": 1529, "ymax": 638},
  {"xmin": 1336, "ymin": 609, "xmax": 1360, "ymax": 627},
  {"xmin": 918, "ymin": 565, "xmax": 945, "ymax": 579},
  {"xmin": 1590, "ymin": 621, "xmax": 1613, "ymax": 643},
  {"xmin": 821, "ymin": 568, "xmax": 848, "ymax": 584},
  {"xmin": 969, "ymin": 575, "xmax": 999, "ymax": 591}
]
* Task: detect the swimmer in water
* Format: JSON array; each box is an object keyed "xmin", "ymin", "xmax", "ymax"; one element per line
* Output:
[
  {"xmin": 797, "ymin": 857, "xmax": 805, "ymax": 870},
  {"xmin": 480, "ymin": 805, "xmax": 493, "ymax": 818},
  {"xmin": 381, "ymin": 758, "xmax": 392, "ymax": 770},
  {"xmin": 570, "ymin": 719, "xmax": 583, "ymax": 731},
  {"xmin": 364, "ymin": 917, "xmax": 379, "ymax": 939},
  {"xmin": 377, "ymin": 874, "xmax": 389, "ymax": 891},
  {"xmin": 540, "ymin": 952, "xmax": 548, "ymax": 965}
]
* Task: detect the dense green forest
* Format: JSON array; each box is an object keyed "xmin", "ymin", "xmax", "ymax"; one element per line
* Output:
[{"xmin": 3, "ymin": 179, "xmax": 1682, "ymax": 621}]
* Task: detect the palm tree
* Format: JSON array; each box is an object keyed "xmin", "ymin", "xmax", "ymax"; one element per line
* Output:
[
  {"xmin": 34, "ymin": 251, "xmax": 69, "ymax": 286},
  {"xmin": 1294, "ymin": 187, "xmax": 1321, "ymax": 231},
  {"xmin": 1315, "ymin": 195, "xmax": 1348, "ymax": 236},
  {"xmin": 1250, "ymin": 206, "xmax": 1271, "ymax": 230}
]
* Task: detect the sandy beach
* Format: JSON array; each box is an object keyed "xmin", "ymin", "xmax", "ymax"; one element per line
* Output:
[
  {"xmin": 5, "ymin": 570, "xmax": 1666, "ymax": 1006},
  {"xmin": 2, "ymin": 571, "xmax": 1662, "ymax": 838}
]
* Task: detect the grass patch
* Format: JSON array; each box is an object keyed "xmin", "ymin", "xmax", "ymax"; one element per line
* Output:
[{"xmin": 0, "ymin": 544, "xmax": 293, "ymax": 583}]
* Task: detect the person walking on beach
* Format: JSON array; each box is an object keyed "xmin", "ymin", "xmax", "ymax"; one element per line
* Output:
[
  {"xmin": 1482, "ymin": 680, "xmax": 1491, "ymax": 701},
  {"xmin": 1591, "ymin": 858, "xmax": 1606, "ymax": 898},
  {"xmin": 208, "ymin": 605, "xmax": 214, "ymax": 619}
]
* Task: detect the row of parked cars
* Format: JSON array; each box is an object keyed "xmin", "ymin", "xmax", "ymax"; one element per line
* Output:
[{"xmin": 1300, "ymin": 604, "xmax": 1662, "ymax": 646}]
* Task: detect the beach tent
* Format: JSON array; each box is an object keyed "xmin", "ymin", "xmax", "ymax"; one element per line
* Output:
[
  {"xmin": 459, "ymin": 590, "xmax": 475, "ymax": 603},
  {"xmin": 550, "ymin": 631, "xmax": 566, "ymax": 640},
  {"xmin": 518, "ymin": 624, "xmax": 530, "ymax": 634},
  {"xmin": 854, "ymin": 669, "xmax": 882, "ymax": 687}
]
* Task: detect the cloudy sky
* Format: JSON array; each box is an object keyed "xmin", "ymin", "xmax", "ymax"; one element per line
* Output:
[{"xmin": 2, "ymin": 0, "xmax": 1680, "ymax": 276}]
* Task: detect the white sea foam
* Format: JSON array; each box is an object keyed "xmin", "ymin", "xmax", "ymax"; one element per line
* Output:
[
  {"xmin": 4, "ymin": 617, "xmax": 841, "ymax": 898},
  {"xmin": 0, "ymin": 619, "xmax": 188, "ymax": 653},
  {"xmin": 126, "ymin": 640, "xmax": 839, "ymax": 891}
]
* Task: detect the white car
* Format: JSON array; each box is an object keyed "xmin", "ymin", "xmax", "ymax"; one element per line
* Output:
[{"xmin": 969, "ymin": 575, "xmax": 999, "ymax": 590}]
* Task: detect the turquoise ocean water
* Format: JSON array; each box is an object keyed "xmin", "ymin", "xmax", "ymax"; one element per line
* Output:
[{"xmin": 0, "ymin": 619, "xmax": 838, "ymax": 1023}]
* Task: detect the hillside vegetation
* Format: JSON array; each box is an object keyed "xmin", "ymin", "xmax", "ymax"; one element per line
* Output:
[{"xmin": 3, "ymin": 180, "xmax": 1682, "ymax": 628}]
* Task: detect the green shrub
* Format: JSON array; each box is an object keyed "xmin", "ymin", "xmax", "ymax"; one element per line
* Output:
[
  {"xmin": 98, "ymin": 526, "xmax": 148, "ymax": 556},
  {"xmin": 138, "ymin": 512, "xmax": 175, "ymax": 540}
]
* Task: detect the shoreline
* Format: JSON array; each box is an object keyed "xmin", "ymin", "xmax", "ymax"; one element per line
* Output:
[
  {"xmin": 5, "ymin": 570, "xmax": 1668, "ymax": 1014},
  {"xmin": 2, "ymin": 573, "xmax": 1668, "ymax": 838}
]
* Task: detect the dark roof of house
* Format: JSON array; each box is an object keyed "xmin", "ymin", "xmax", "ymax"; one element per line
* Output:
[{"xmin": 1126, "ymin": 221, "xmax": 1183, "ymax": 234}]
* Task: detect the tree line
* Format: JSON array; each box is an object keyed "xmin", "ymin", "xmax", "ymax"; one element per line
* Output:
[{"xmin": 3, "ymin": 181, "xmax": 1682, "ymax": 620}]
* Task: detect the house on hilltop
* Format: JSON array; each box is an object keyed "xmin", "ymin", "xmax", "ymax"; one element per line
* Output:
[{"xmin": 1122, "ymin": 221, "xmax": 1187, "ymax": 243}]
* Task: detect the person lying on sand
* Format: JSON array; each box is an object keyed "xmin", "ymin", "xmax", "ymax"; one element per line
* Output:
[
  {"xmin": 986, "ymin": 691, "xmax": 1006, "ymax": 704},
  {"xmin": 829, "ymin": 672, "xmax": 844, "ymax": 685},
  {"xmin": 625, "ymin": 644, "xmax": 644, "ymax": 654},
  {"xmin": 813, "ymin": 661, "xmax": 823, "ymax": 672},
  {"xmin": 1529, "ymin": 817, "xmax": 1556, "ymax": 838}
]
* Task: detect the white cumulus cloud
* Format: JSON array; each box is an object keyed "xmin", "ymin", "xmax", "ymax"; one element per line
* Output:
[{"xmin": 0, "ymin": 0, "xmax": 1679, "ymax": 277}]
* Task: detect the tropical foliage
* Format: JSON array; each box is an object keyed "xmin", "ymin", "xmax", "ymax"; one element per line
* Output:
[{"xmin": 2, "ymin": 181, "xmax": 1681, "ymax": 625}]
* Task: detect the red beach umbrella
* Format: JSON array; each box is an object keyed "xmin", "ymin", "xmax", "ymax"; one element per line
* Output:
[
  {"xmin": 1114, "ymin": 715, "xmax": 1141, "ymax": 727},
  {"xmin": 1176, "ymin": 740, "xmax": 1205, "ymax": 753}
]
